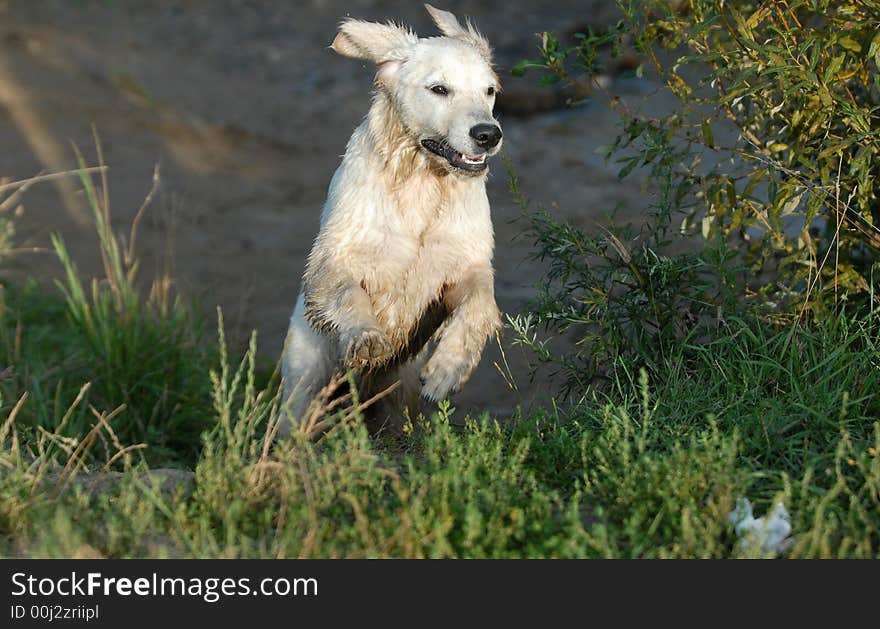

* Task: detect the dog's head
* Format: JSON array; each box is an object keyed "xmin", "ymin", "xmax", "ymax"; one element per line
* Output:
[{"xmin": 332, "ymin": 4, "xmax": 502, "ymax": 177}]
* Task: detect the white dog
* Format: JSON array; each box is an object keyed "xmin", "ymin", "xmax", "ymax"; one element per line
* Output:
[{"xmin": 281, "ymin": 4, "xmax": 502, "ymax": 434}]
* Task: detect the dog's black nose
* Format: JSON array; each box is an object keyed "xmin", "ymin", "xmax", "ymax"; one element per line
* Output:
[{"xmin": 469, "ymin": 123, "xmax": 502, "ymax": 149}]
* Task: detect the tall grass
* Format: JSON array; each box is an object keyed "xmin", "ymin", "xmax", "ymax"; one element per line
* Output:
[
  {"xmin": 3, "ymin": 316, "xmax": 877, "ymax": 557},
  {"xmin": 1, "ymin": 149, "xmax": 212, "ymax": 464},
  {"xmin": 0, "ymin": 159, "xmax": 878, "ymax": 557}
]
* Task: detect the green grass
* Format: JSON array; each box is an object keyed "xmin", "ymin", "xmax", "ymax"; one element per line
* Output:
[
  {"xmin": 0, "ymin": 166, "xmax": 878, "ymax": 558},
  {"xmin": 0, "ymin": 159, "xmax": 213, "ymax": 465},
  {"xmin": 2, "ymin": 300, "xmax": 878, "ymax": 557}
]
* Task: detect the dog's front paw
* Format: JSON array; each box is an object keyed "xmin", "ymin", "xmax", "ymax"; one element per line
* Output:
[
  {"xmin": 343, "ymin": 326, "xmax": 393, "ymax": 371},
  {"xmin": 419, "ymin": 357, "xmax": 470, "ymax": 402}
]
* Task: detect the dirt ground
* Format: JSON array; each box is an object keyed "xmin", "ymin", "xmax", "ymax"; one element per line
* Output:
[{"xmin": 0, "ymin": 0, "xmax": 674, "ymax": 418}]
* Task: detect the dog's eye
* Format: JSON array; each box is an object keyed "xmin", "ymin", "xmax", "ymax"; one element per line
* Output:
[
  {"xmin": 487, "ymin": 86, "xmax": 495, "ymax": 96},
  {"xmin": 430, "ymin": 85, "xmax": 449, "ymax": 96}
]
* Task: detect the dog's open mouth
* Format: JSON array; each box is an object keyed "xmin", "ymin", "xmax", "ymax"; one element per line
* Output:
[{"xmin": 421, "ymin": 139, "xmax": 488, "ymax": 173}]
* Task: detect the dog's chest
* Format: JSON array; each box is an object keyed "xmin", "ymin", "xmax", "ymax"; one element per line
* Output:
[
  {"xmin": 335, "ymin": 160, "xmax": 493, "ymax": 342},
  {"xmin": 367, "ymin": 219, "xmax": 461, "ymax": 332}
]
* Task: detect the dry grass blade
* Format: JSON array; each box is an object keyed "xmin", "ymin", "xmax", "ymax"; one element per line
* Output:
[
  {"xmin": 126, "ymin": 163, "xmax": 160, "ymax": 267},
  {"xmin": 103, "ymin": 444, "xmax": 148, "ymax": 472},
  {"xmin": 311, "ymin": 380, "xmax": 401, "ymax": 444},
  {"xmin": 493, "ymin": 330, "xmax": 519, "ymax": 392},
  {"xmin": 52, "ymin": 404, "xmax": 126, "ymax": 495},
  {"xmin": 798, "ymin": 160, "xmax": 858, "ymax": 320},
  {"xmin": 0, "ymin": 167, "xmax": 108, "ymax": 196},
  {"xmin": 90, "ymin": 404, "xmax": 146, "ymax": 472},
  {"xmin": 0, "ymin": 391, "xmax": 27, "ymax": 445},
  {"xmin": 298, "ymin": 372, "xmax": 350, "ymax": 438},
  {"xmin": 55, "ymin": 382, "xmax": 91, "ymax": 435}
]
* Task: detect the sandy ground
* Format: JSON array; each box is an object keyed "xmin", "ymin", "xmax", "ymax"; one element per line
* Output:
[{"xmin": 0, "ymin": 0, "xmax": 675, "ymax": 418}]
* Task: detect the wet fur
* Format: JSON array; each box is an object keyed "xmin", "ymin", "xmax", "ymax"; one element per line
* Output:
[{"xmin": 280, "ymin": 5, "xmax": 502, "ymax": 434}]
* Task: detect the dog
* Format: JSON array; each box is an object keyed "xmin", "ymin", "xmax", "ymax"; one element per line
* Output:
[{"xmin": 280, "ymin": 4, "xmax": 503, "ymax": 435}]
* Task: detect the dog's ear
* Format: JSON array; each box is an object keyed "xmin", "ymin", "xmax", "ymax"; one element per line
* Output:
[
  {"xmin": 331, "ymin": 19, "xmax": 416, "ymax": 64},
  {"xmin": 424, "ymin": 4, "xmax": 492, "ymax": 59},
  {"xmin": 424, "ymin": 4, "xmax": 465, "ymax": 37}
]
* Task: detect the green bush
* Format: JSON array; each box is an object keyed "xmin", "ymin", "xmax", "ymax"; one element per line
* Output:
[
  {"xmin": 514, "ymin": 0, "xmax": 880, "ymax": 320},
  {"xmin": 503, "ymin": 16, "xmax": 880, "ymax": 550},
  {"xmin": 506, "ymin": 156, "xmax": 739, "ymax": 394}
]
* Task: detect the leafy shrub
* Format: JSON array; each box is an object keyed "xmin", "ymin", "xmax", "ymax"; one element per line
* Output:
[
  {"xmin": 514, "ymin": 0, "xmax": 880, "ymax": 322},
  {"xmin": 506, "ymin": 151, "xmax": 738, "ymax": 394}
]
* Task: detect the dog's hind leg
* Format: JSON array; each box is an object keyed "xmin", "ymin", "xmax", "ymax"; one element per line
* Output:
[
  {"xmin": 280, "ymin": 293, "xmax": 334, "ymax": 437},
  {"xmin": 359, "ymin": 360, "xmax": 425, "ymax": 436}
]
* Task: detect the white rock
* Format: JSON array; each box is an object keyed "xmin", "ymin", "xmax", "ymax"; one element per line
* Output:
[{"xmin": 728, "ymin": 498, "xmax": 793, "ymax": 554}]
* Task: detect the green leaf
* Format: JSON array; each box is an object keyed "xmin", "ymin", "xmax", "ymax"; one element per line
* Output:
[
  {"xmin": 617, "ymin": 156, "xmax": 639, "ymax": 179},
  {"xmin": 701, "ymin": 120, "xmax": 715, "ymax": 149},
  {"xmin": 781, "ymin": 192, "xmax": 804, "ymax": 217},
  {"xmin": 870, "ymin": 31, "xmax": 880, "ymax": 68},
  {"xmin": 824, "ymin": 54, "xmax": 845, "ymax": 82},
  {"xmin": 744, "ymin": 171, "xmax": 765, "ymax": 197},
  {"xmin": 838, "ymin": 35, "xmax": 861, "ymax": 53},
  {"xmin": 726, "ymin": 180, "xmax": 737, "ymax": 208},
  {"xmin": 511, "ymin": 59, "xmax": 544, "ymax": 77}
]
